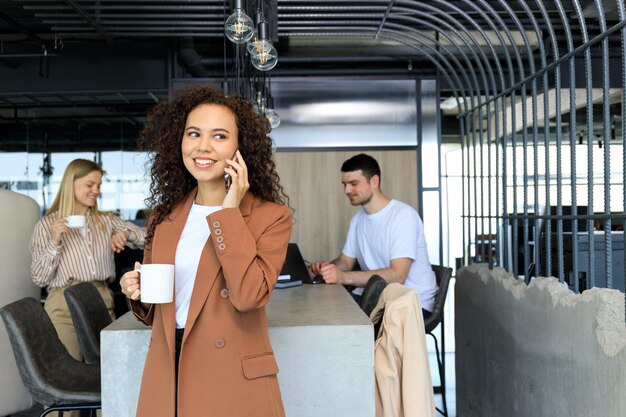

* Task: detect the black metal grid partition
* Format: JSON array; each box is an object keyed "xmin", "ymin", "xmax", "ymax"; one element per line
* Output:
[
  {"xmin": 277, "ymin": 1, "xmax": 625, "ymax": 299},
  {"xmin": 433, "ymin": 3, "xmax": 626, "ymax": 302}
]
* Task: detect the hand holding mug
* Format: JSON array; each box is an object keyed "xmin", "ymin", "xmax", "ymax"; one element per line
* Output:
[
  {"xmin": 122, "ymin": 262, "xmax": 175, "ymax": 304},
  {"xmin": 121, "ymin": 261, "xmax": 142, "ymax": 301},
  {"xmin": 50, "ymin": 217, "xmax": 70, "ymax": 245}
]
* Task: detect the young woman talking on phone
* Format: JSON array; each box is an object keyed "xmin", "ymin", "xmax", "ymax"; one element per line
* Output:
[{"xmin": 119, "ymin": 85, "xmax": 292, "ymax": 417}]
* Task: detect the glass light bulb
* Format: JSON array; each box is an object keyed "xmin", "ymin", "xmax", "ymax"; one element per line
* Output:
[
  {"xmin": 265, "ymin": 108, "xmax": 281, "ymax": 129},
  {"xmin": 246, "ymin": 29, "xmax": 260, "ymax": 53},
  {"xmin": 225, "ymin": 9, "xmax": 254, "ymax": 44},
  {"xmin": 253, "ymin": 91, "xmax": 262, "ymax": 113},
  {"xmin": 250, "ymin": 40, "xmax": 278, "ymax": 71}
]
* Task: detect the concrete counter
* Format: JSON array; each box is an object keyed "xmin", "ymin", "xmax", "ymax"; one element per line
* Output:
[{"xmin": 101, "ymin": 284, "xmax": 375, "ymax": 417}]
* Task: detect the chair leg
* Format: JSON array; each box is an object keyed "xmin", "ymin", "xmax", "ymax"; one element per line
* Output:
[
  {"xmin": 440, "ymin": 318, "xmax": 448, "ymax": 417},
  {"xmin": 428, "ymin": 330, "xmax": 448, "ymax": 417},
  {"xmin": 40, "ymin": 405, "xmax": 101, "ymax": 417}
]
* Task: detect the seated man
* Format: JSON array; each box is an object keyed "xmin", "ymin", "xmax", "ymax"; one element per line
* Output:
[{"xmin": 310, "ymin": 153, "xmax": 438, "ymax": 318}]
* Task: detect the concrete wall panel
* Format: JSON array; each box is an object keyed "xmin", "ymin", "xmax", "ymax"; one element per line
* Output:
[{"xmin": 456, "ymin": 264, "xmax": 626, "ymax": 417}]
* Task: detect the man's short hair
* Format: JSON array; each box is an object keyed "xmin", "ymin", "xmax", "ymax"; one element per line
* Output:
[{"xmin": 341, "ymin": 153, "xmax": 381, "ymax": 181}]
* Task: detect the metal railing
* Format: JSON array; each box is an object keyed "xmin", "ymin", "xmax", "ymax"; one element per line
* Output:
[
  {"xmin": 278, "ymin": 2, "xmax": 626, "ymax": 301},
  {"xmin": 450, "ymin": 2, "xmax": 626, "ymax": 302}
]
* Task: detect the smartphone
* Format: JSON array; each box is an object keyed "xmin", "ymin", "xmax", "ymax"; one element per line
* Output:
[
  {"xmin": 224, "ymin": 172, "xmax": 232, "ymax": 191},
  {"xmin": 224, "ymin": 149, "xmax": 239, "ymax": 191}
]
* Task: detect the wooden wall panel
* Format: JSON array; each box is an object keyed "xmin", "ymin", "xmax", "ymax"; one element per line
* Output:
[{"xmin": 274, "ymin": 150, "xmax": 418, "ymax": 263}]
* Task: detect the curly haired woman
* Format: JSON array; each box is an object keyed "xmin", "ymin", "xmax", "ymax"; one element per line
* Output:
[{"xmin": 120, "ymin": 85, "xmax": 292, "ymax": 417}]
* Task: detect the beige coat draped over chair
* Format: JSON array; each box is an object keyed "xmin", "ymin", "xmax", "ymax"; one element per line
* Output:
[{"xmin": 370, "ymin": 283, "xmax": 436, "ymax": 417}]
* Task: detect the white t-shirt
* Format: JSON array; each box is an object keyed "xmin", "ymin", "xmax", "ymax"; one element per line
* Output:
[
  {"xmin": 174, "ymin": 203, "xmax": 222, "ymax": 328},
  {"xmin": 342, "ymin": 199, "xmax": 438, "ymax": 312}
]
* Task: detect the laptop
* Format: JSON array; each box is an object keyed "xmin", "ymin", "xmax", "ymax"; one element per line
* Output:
[{"xmin": 276, "ymin": 243, "xmax": 324, "ymax": 288}]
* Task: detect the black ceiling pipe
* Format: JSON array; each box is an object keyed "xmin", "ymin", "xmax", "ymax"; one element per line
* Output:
[{"xmin": 178, "ymin": 37, "xmax": 209, "ymax": 77}]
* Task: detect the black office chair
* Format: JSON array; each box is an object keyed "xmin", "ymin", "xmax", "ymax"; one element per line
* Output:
[
  {"xmin": 113, "ymin": 247, "xmax": 144, "ymax": 317},
  {"xmin": 425, "ymin": 265, "xmax": 453, "ymax": 417},
  {"xmin": 359, "ymin": 275, "xmax": 388, "ymax": 339},
  {"xmin": 0, "ymin": 297, "xmax": 101, "ymax": 417},
  {"xmin": 64, "ymin": 282, "xmax": 113, "ymax": 365}
]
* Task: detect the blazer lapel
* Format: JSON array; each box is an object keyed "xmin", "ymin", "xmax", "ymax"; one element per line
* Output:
[
  {"xmin": 183, "ymin": 192, "xmax": 254, "ymax": 337},
  {"xmin": 153, "ymin": 190, "xmax": 196, "ymax": 351}
]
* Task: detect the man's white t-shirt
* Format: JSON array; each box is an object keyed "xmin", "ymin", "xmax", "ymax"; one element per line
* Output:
[
  {"xmin": 342, "ymin": 199, "xmax": 438, "ymax": 312},
  {"xmin": 174, "ymin": 203, "xmax": 222, "ymax": 328}
]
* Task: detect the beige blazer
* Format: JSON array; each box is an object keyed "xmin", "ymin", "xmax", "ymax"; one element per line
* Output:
[
  {"xmin": 131, "ymin": 190, "xmax": 292, "ymax": 417},
  {"xmin": 370, "ymin": 284, "xmax": 436, "ymax": 417}
]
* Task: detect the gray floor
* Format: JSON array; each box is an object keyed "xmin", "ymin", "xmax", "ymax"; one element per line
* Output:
[
  {"xmin": 11, "ymin": 353, "xmax": 457, "ymax": 417},
  {"xmin": 9, "ymin": 404, "xmax": 43, "ymax": 417},
  {"xmin": 430, "ymin": 351, "xmax": 457, "ymax": 417}
]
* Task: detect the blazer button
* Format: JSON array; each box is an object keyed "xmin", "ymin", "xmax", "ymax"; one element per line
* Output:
[
  {"xmin": 216, "ymin": 235, "xmax": 224, "ymax": 243},
  {"xmin": 213, "ymin": 221, "xmax": 221, "ymax": 228},
  {"xmin": 218, "ymin": 243, "xmax": 226, "ymax": 251},
  {"xmin": 215, "ymin": 338, "xmax": 225, "ymax": 349},
  {"xmin": 214, "ymin": 228, "xmax": 223, "ymax": 236},
  {"xmin": 220, "ymin": 288, "xmax": 230, "ymax": 299}
]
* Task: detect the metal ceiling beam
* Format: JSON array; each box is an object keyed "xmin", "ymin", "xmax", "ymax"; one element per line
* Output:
[
  {"xmin": 0, "ymin": 10, "xmax": 60, "ymax": 53},
  {"xmin": 35, "ymin": 13, "xmax": 223, "ymax": 18},
  {"xmin": 63, "ymin": 0, "xmax": 109, "ymax": 37},
  {"xmin": 45, "ymin": 20, "xmax": 223, "ymax": 25},
  {"xmin": 25, "ymin": 5, "xmax": 225, "ymax": 11}
]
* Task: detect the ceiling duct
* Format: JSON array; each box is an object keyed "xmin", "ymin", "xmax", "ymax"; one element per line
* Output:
[{"xmin": 178, "ymin": 37, "xmax": 209, "ymax": 77}]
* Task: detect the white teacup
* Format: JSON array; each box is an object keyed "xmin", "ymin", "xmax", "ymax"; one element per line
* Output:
[
  {"xmin": 137, "ymin": 264, "xmax": 175, "ymax": 304},
  {"xmin": 66, "ymin": 215, "xmax": 86, "ymax": 229}
]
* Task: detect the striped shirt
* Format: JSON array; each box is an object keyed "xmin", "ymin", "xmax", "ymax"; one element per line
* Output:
[{"xmin": 30, "ymin": 210, "xmax": 145, "ymax": 288}]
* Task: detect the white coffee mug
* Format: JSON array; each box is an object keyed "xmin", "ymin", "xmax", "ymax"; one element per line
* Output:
[
  {"xmin": 138, "ymin": 264, "xmax": 175, "ymax": 304},
  {"xmin": 66, "ymin": 215, "xmax": 86, "ymax": 229}
]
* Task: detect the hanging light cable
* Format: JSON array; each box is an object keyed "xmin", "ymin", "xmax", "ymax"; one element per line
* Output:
[
  {"xmin": 247, "ymin": 11, "xmax": 263, "ymax": 54},
  {"xmin": 250, "ymin": 21, "xmax": 277, "ymax": 71},
  {"xmin": 225, "ymin": 0, "xmax": 254, "ymax": 44}
]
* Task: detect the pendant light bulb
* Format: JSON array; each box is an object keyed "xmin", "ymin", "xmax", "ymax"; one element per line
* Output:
[
  {"xmin": 247, "ymin": 28, "xmax": 260, "ymax": 53},
  {"xmin": 265, "ymin": 96, "xmax": 280, "ymax": 129},
  {"xmin": 265, "ymin": 108, "xmax": 281, "ymax": 129},
  {"xmin": 250, "ymin": 22, "xmax": 278, "ymax": 71},
  {"xmin": 225, "ymin": 0, "xmax": 254, "ymax": 44},
  {"xmin": 253, "ymin": 91, "xmax": 263, "ymax": 114}
]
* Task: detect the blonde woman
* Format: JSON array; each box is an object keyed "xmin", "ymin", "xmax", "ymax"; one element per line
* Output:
[{"xmin": 30, "ymin": 158, "xmax": 145, "ymax": 361}]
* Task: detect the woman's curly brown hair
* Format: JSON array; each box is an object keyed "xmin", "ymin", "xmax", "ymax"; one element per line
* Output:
[{"xmin": 138, "ymin": 84, "xmax": 289, "ymax": 247}]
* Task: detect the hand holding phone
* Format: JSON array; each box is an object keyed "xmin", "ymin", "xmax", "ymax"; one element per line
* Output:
[
  {"xmin": 222, "ymin": 149, "xmax": 249, "ymax": 208},
  {"xmin": 224, "ymin": 149, "xmax": 238, "ymax": 191}
]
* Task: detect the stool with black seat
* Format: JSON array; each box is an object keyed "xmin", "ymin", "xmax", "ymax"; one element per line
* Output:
[
  {"xmin": 64, "ymin": 282, "xmax": 113, "ymax": 365},
  {"xmin": 359, "ymin": 274, "xmax": 388, "ymax": 338},
  {"xmin": 0, "ymin": 297, "xmax": 101, "ymax": 417},
  {"xmin": 425, "ymin": 265, "xmax": 454, "ymax": 417},
  {"xmin": 112, "ymin": 247, "xmax": 144, "ymax": 317}
]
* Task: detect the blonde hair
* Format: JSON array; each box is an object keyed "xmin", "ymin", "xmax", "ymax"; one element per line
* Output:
[{"xmin": 46, "ymin": 159, "xmax": 104, "ymax": 228}]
